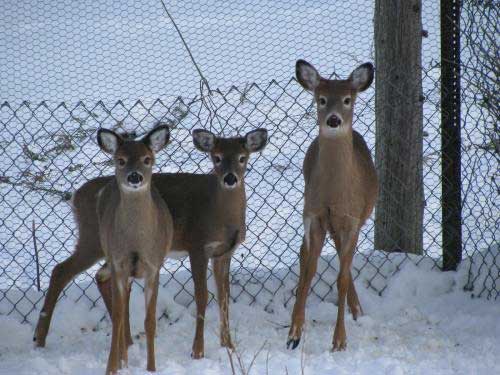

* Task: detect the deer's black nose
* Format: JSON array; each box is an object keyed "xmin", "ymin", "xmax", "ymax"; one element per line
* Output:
[
  {"xmin": 223, "ymin": 173, "xmax": 238, "ymax": 186},
  {"xmin": 326, "ymin": 114, "xmax": 342, "ymax": 128},
  {"xmin": 127, "ymin": 172, "xmax": 143, "ymax": 185}
]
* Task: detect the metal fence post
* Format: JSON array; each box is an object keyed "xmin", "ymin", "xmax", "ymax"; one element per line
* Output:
[{"xmin": 441, "ymin": 0, "xmax": 462, "ymax": 271}]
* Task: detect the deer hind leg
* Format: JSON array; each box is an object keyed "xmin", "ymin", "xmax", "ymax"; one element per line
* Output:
[
  {"xmin": 287, "ymin": 216, "xmax": 326, "ymax": 350},
  {"xmin": 144, "ymin": 270, "xmax": 159, "ymax": 372},
  {"xmin": 332, "ymin": 235, "xmax": 362, "ymax": 320},
  {"xmin": 190, "ymin": 254, "xmax": 208, "ymax": 359},
  {"xmin": 34, "ymin": 243, "xmax": 102, "ymax": 347},
  {"xmin": 332, "ymin": 221, "xmax": 360, "ymax": 351},
  {"xmin": 347, "ymin": 274, "xmax": 363, "ymax": 320},
  {"xmin": 96, "ymin": 264, "xmax": 134, "ymax": 347},
  {"xmin": 106, "ymin": 268, "xmax": 128, "ymax": 375},
  {"xmin": 212, "ymin": 254, "xmax": 234, "ymax": 349}
]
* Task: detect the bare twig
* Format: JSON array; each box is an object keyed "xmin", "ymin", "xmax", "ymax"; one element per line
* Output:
[
  {"xmin": 226, "ymin": 346, "xmax": 237, "ymax": 375},
  {"xmin": 246, "ymin": 340, "xmax": 268, "ymax": 374},
  {"xmin": 225, "ymin": 339, "xmax": 268, "ymax": 375},
  {"xmin": 158, "ymin": 0, "xmax": 211, "ymax": 92},
  {"xmin": 0, "ymin": 177, "xmax": 72, "ymax": 201},
  {"xmin": 32, "ymin": 219, "xmax": 41, "ymax": 292}
]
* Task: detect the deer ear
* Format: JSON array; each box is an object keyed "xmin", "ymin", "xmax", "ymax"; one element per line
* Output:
[
  {"xmin": 97, "ymin": 129, "xmax": 123, "ymax": 154},
  {"xmin": 245, "ymin": 128, "xmax": 268, "ymax": 153},
  {"xmin": 296, "ymin": 60, "xmax": 321, "ymax": 91},
  {"xmin": 192, "ymin": 129, "xmax": 216, "ymax": 152},
  {"xmin": 349, "ymin": 62, "xmax": 374, "ymax": 92},
  {"xmin": 143, "ymin": 125, "xmax": 170, "ymax": 153}
]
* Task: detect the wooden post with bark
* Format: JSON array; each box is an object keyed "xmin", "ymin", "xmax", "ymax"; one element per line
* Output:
[{"xmin": 374, "ymin": 0, "xmax": 424, "ymax": 254}]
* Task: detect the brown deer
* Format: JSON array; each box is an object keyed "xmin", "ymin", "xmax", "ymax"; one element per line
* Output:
[
  {"xmin": 33, "ymin": 128, "xmax": 268, "ymax": 360},
  {"xmin": 287, "ymin": 60, "xmax": 378, "ymax": 351},
  {"xmin": 95, "ymin": 126, "xmax": 172, "ymax": 374}
]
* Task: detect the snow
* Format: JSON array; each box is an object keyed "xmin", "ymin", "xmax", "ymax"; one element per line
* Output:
[{"xmin": 0, "ymin": 252, "xmax": 498, "ymax": 374}]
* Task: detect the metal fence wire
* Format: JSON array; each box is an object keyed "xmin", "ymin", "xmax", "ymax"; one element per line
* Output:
[{"xmin": 0, "ymin": 0, "xmax": 498, "ymax": 323}]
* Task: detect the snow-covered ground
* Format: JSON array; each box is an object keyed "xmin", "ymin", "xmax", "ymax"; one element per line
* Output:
[{"xmin": 0, "ymin": 252, "xmax": 498, "ymax": 374}]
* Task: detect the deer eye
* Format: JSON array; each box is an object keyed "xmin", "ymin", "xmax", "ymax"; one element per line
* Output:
[
  {"xmin": 144, "ymin": 157, "xmax": 152, "ymax": 166},
  {"xmin": 318, "ymin": 96, "xmax": 327, "ymax": 107},
  {"xmin": 239, "ymin": 155, "xmax": 246, "ymax": 164},
  {"xmin": 117, "ymin": 158, "xmax": 126, "ymax": 167},
  {"xmin": 214, "ymin": 155, "xmax": 222, "ymax": 165},
  {"xmin": 344, "ymin": 97, "xmax": 351, "ymax": 105}
]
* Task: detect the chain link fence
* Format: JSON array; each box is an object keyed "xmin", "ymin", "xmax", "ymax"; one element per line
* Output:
[{"xmin": 0, "ymin": 0, "xmax": 498, "ymax": 323}]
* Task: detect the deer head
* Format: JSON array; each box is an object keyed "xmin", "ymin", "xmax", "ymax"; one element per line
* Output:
[
  {"xmin": 192, "ymin": 128, "xmax": 268, "ymax": 189},
  {"xmin": 97, "ymin": 125, "xmax": 170, "ymax": 192},
  {"xmin": 296, "ymin": 60, "xmax": 374, "ymax": 138}
]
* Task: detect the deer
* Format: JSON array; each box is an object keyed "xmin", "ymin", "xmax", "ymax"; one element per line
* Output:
[
  {"xmin": 286, "ymin": 60, "xmax": 378, "ymax": 352},
  {"xmin": 33, "ymin": 127, "xmax": 268, "ymax": 360},
  {"xmin": 95, "ymin": 125, "xmax": 173, "ymax": 374}
]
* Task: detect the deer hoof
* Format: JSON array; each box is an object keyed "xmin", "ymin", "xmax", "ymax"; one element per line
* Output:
[
  {"xmin": 33, "ymin": 332, "xmax": 46, "ymax": 348},
  {"xmin": 286, "ymin": 337, "xmax": 300, "ymax": 350},
  {"xmin": 332, "ymin": 341, "xmax": 347, "ymax": 352},
  {"xmin": 191, "ymin": 350, "xmax": 204, "ymax": 359},
  {"xmin": 349, "ymin": 304, "xmax": 363, "ymax": 321}
]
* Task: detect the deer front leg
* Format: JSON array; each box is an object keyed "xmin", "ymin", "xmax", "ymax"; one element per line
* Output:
[
  {"xmin": 96, "ymin": 264, "xmax": 134, "ymax": 347},
  {"xmin": 106, "ymin": 270, "xmax": 127, "ymax": 375},
  {"xmin": 212, "ymin": 254, "xmax": 234, "ymax": 349},
  {"xmin": 190, "ymin": 254, "xmax": 208, "ymax": 359},
  {"xmin": 287, "ymin": 216, "xmax": 326, "ymax": 350},
  {"xmin": 144, "ymin": 271, "xmax": 159, "ymax": 372},
  {"xmin": 332, "ymin": 224, "xmax": 359, "ymax": 351},
  {"xmin": 34, "ymin": 247, "xmax": 101, "ymax": 347}
]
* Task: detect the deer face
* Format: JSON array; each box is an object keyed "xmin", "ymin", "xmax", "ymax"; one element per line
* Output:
[
  {"xmin": 296, "ymin": 60, "xmax": 374, "ymax": 138},
  {"xmin": 97, "ymin": 125, "xmax": 170, "ymax": 192},
  {"xmin": 192, "ymin": 128, "xmax": 268, "ymax": 189}
]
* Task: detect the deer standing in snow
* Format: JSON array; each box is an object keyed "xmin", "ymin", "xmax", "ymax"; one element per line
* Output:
[
  {"xmin": 287, "ymin": 60, "xmax": 378, "ymax": 351},
  {"xmin": 95, "ymin": 126, "xmax": 172, "ymax": 373},
  {"xmin": 33, "ymin": 128, "xmax": 268, "ymax": 360}
]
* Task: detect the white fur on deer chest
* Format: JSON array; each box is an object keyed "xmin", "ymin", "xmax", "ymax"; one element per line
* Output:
[{"xmin": 204, "ymin": 241, "xmax": 224, "ymax": 256}]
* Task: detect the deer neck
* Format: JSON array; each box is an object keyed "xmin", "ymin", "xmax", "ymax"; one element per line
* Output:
[
  {"xmin": 116, "ymin": 186, "xmax": 155, "ymax": 220},
  {"xmin": 315, "ymin": 131, "xmax": 355, "ymax": 206},
  {"xmin": 211, "ymin": 177, "xmax": 246, "ymax": 222},
  {"xmin": 318, "ymin": 131, "xmax": 354, "ymax": 174}
]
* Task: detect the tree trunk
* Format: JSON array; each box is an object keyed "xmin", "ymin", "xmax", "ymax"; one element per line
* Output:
[{"xmin": 374, "ymin": 0, "xmax": 424, "ymax": 254}]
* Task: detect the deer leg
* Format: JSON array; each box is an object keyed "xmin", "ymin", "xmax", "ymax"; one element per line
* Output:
[
  {"xmin": 190, "ymin": 254, "xmax": 208, "ymax": 359},
  {"xmin": 287, "ymin": 216, "xmax": 326, "ymax": 350},
  {"xmin": 332, "ymin": 224, "xmax": 359, "ymax": 351},
  {"xmin": 212, "ymin": 254, "xmax": 234, "ymax": 349},
  {"xmin": 347, "ymin": 274, "xmax": 363, "ymax": 320},
  {"xmin": 106, "ymin": 269, "xmax": 127, "ymax": 375},
  {"xmin": 96, "ymin": 264, "xmax": 134, "ymax": 347},
  {"xmin": 34, "ymin": 244, "xmax": 102, "ymax": 347},
  {"xmin": 332, "ymin": 235, "xmax": 362, "ymax": 320},
  {"xmin": 144, "ymin": 271, "xmax": 159, "ymax": 372},
  {"xmin": 117, "ymin": 281, "xmax": 132, "ymax": 367},
  {"xmin": 125, "ymin": 281, "xmax": 133, "ymax": 346},
  {"xmin": 96, "ymin": 263, "xmax": 112, "ymax": 315}
]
